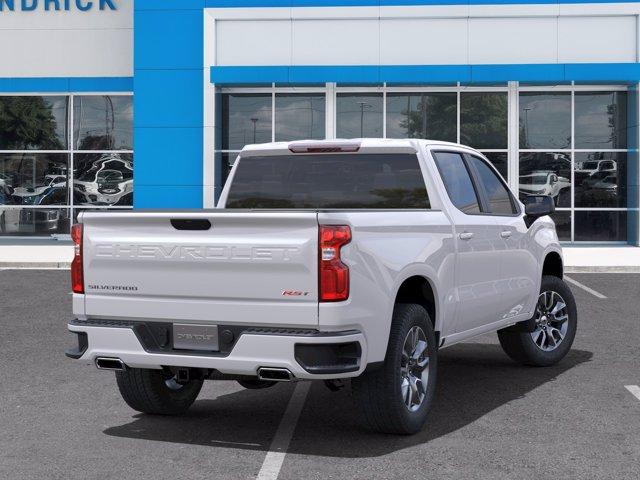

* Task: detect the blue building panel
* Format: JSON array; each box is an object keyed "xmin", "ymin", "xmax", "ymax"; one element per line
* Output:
[
  {"xmin": 134, "ymin": 127, "xmax": 205, "ymax": 187},
  {"xmin": 380, "ymin": 65, "xmax": 471, "ymax": 84},
  {"xmin": 134, "ymin": 185, "xmax": 205, "ymax": 209},
  {"xmin": 135, "ymin": 0, "xmax": 206, "ymax": 9},
  {"xmin": 0, "ymin": 77, "xmax": 132, "ymax": 92},
  {"xmin": 134, "ymin": 9, "xmax": 204, "ymax": 70},
  {"xmin": 134, "ymin": 70, "xmax": 203, "ymax": 129},
  {"xmin": 211, "ymin": 64, "xmax": 640, "ymax": 85},
  {"xmin": 203, "ymin": 0, "xmax": 640, "ymax": 6},
  {"xmin": 134, "ymin": 1, "xmax": 204, "ymax": 209}
]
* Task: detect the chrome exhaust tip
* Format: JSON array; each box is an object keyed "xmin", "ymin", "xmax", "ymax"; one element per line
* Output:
[
  {"xmin": 95, "ymin": 357, "xmax": 126, "ymax": 371},
  {"xmin": 257, "ymin": 367, "xmax": 293, "ymax": 382}
]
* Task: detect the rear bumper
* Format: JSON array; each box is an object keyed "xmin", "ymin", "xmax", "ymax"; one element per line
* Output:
[{"xmin": 67, "ymin": 320, "xmax": 367, "ymax": 380}]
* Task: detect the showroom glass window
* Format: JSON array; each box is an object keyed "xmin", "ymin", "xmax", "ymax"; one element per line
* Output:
[
  {"xmin": 216, "ymin": 84, "xmax": 634, "ymax": 244},
  {"xmin": 519, "ymin": 90, "xmax": 629, "ymax": 242},
  {"xmin": 337, "ymin": 94, "xmax": 383, "ymax": 138},
  {"xmin": 386, "ymin": 93, "xmax": 456, "ymax": 143},
  {"xmin": 460, "ymin": 92, "xmax": 509, "ymax": 179},
  {"xmin": 0, "ymin": 94, "xmax": 133, "ymax": 237},
  {"xmin": 217, "ymin": 90, "xmax": 327, "ymax": 196}
]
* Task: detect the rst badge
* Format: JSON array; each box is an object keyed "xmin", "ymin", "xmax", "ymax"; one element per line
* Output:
[{"xmin": 282, "ymin": 290, "xmax": 309, "ymax": 297}]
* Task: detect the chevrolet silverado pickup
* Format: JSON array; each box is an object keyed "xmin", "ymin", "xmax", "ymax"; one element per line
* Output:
[{"xmin": 66, "ymin": 139, "xmax": 577, "ymax": 434}]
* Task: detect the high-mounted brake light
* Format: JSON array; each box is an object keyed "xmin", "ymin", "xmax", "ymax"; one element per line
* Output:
[
  {"xmin": 71, "ymin": 223, "xmax": 84, "ymax": 294},
  {"xmin": 319, "ymin": 225, "xmax": 351, "ymax": 302},
  {"xmin": 289, "ymin": 142, "xmax": 360, "ymax": 154}
]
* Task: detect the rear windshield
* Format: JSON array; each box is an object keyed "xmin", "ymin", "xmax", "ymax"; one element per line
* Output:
[{"xmin": 225, "ymin": 153, "xmax": 430, "ymax": 209}]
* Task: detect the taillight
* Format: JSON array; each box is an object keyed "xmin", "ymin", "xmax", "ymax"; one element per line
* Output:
[
  {"xmin": 319, "ymin": 225, "xmax": 351, "ymax": 302},
  {"xmin": 71, "ymin": 223, "xmax": 84, "ymax": 294}
]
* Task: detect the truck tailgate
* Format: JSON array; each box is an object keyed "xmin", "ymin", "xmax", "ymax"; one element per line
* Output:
[{"xmin": 80, "ymin": 211, "xmax": 319, "ymax": 327}]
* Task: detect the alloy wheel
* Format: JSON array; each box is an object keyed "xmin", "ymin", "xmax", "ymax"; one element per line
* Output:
[
  {"xmin": 530, "ymin": 290, "xmax": 569, "ymax": 352},
  {"xmin": 400, "ymin": 326, "xmax": 430, "ymax": 412}
]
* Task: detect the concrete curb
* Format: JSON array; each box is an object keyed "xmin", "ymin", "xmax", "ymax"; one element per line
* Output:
[
  {"xmin": 0, "ymin": 262, "xmax": 71, "ymax": 269},
  {"xmin": 565, "ymin": 266, "xmax": 640, "ymax": 273}
]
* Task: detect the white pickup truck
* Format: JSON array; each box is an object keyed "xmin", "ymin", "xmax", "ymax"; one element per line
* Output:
[{"xmin": 67, "ymin": 139, "xmax": 577, "ymax": 434}]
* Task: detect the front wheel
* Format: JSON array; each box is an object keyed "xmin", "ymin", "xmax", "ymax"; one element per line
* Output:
[
  {"xmin": 115, "ymin": 368, "xmax": 203, "ymax": 415},
  {"xmin": 498, "ymin": 275, "xmax": 577, "ymax": 367},
  {"xmin": 351, "ymin": 303, "xmax": 437, "ymax": 435}
]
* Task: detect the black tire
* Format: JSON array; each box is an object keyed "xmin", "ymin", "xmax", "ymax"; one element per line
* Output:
[
  {"xmin": 115, "ymin": 368, "xmax": 203, "ymax": 415},
  {"xmin": 498, "ymin": 275, "xmax": 577, "ymax": 367},
  {"xmin": 351, "ymin": 303, "xmax": 437, "ymax": 435},
  {"xmin": 237, "ymin": 379, "xmax": 277, "ymax": 390}
]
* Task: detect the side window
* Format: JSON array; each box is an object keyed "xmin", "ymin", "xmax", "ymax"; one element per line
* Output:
[
  {"xmin": 432, "ymin": 152, "xmax": 481, "ymax": 214},
  {"xmin": 466, "ymin": 155, "xmax": 517, "ymax": 215}
]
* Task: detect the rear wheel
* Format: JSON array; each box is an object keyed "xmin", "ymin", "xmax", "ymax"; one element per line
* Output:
[
  {"xmin": 115, "ymin": 368, "xmax": 203, "ymax": 415},
  {"xmin": 498, "ymin": 275, "xmax": 577, "ymax": 367},
  {"xmin": 351, "ymin": 303, "xmax": 437, "ymax": 435}
]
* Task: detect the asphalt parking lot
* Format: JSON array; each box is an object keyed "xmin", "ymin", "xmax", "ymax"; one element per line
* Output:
[{"xmin": 1, "ymin": 270, "xmax": 639, "ymax": 480}]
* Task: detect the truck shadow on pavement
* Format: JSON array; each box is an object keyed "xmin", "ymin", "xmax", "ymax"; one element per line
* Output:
[{"xmin": 104, "ymin": 343, "xmax": 592, "ymax": 458}]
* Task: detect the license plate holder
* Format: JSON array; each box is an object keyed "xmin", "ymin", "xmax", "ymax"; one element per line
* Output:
[{"xmin": 173, "ymin": 324, "xmax": 219, "ymax": 351}]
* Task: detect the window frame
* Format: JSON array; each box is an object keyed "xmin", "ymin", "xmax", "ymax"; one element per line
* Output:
[
  {"xmin": 0, "ymin": 92, "xmax": 134, "ymax": 239},
  {"xmin": 224, "ymin": 152, "xmax": 432, "ymax": 211},
  {"xmin": 431, "ymin": 149, "xmax": 483, "ymax": 216},
  {"xmin": 216, "ymin": 83, "xmax": 635, "ymax": 245},
  {"xmin": 463, "ymin": 153, "xmax": 521, "ymax": 217}
]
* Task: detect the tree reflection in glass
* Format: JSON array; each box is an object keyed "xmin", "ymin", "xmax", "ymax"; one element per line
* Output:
[
  {"xmin": 461, "ymin": 93, "xmax": 508, "ymax": 149},
  {"xmin": 0, "ymin": 96, "xmax": 67, "ymax": 150},
  {"xmin": 73, "ymin": 96, "xmax": 133, "ymax": 151},
  {"xmin": 386, "ymin": 93, "xmax": 456, "ymax": 142}
]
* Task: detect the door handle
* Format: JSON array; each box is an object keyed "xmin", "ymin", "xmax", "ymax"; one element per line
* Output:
[
  {"xmin": 459, "ymin": 232, "xmax": 474, "ymax": 241},
  {"xmin": 500, "ymin": 230, "xmax": 512, "ymax": 239}
]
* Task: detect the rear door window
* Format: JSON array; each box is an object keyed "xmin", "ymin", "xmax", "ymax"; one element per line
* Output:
[
  {"xmin": 432, "ymin": 151, "xmax": 481, "ymax": 214},
  {"xmin": 225, "ymin": 153, "xmax": 430, "ymax": 209}
]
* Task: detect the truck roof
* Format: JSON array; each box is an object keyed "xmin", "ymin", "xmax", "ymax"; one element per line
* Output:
[{"xmin": 240, "ymin": 138, "xmax": 479, "ymax": 155}]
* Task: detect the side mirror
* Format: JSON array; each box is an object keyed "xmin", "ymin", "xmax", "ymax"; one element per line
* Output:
[{"xmin": 523, "ymin": 195, "xmax": 555, "ymax": 221}]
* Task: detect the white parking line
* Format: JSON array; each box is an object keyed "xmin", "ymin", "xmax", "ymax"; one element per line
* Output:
[
  {"xmin": 564, "ymin": 276, "xmax": 607, "ymax": 299},
  {"xmin": 625, "ymin": 385, "xmax": 640, "ymax": 402},
  {"xmin": 257, "ymin": 381, "xmax": 311, "ymax": 480}
]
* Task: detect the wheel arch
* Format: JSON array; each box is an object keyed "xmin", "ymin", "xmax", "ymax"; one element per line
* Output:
[
  {"xmin": 542, "ymin": 250, "xmax": 563, "ymax": 279},
  {"xmin": 393, "ymin": 275, "xmax": 439, "ymax": 343}
]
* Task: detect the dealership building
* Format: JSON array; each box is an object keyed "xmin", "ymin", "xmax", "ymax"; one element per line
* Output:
[{"xmin": 0, "ymin": 0, "xmax": 639, "ymax": 264}]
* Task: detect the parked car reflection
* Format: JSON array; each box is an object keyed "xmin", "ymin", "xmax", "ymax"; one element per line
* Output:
[
  {"xmin": 575, "ymin": 159, "xmax": 617, "ymax": 176},
  {"xmin": 0, "ymin": 208, "xmax": 69, "ymax": 235},
  {"xmin": 519, "ymin": 171, "xmax": 570, "ymax": 198},
  {"xmin": 518, "ymin": 153, "xmax": 572, "ymax": 207},
  {"xmin": 74, "ymin": 153, "xmax": 133, "ymax": 206},
  {"xmin": 11, "ymin": 174, "xmax": 67, "ymax": 205},
  {"xmin": 574, "ymin": 153, "xmax": 622, "ymax": 208},
  {"xmin": 581, "ymin": 171, "xmax": 617, "ymax": 190}
]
